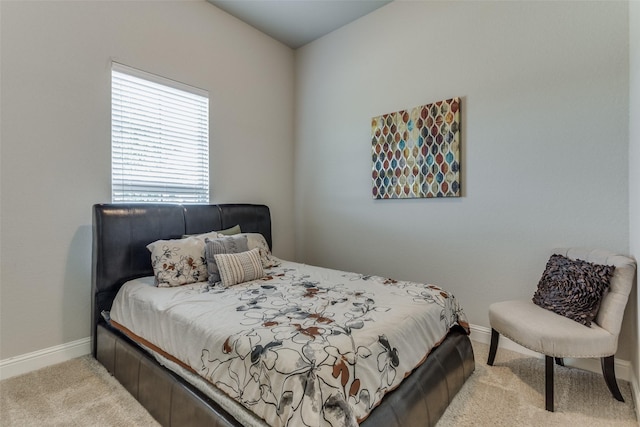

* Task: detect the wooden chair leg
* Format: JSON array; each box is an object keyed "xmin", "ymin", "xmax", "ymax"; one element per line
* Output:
[
  {"xmin": 601, "ymin": 356, "xmax": 624, "ymax": 402},
  {"xmin": 545, "ymin": 356, "xmax": 554, "ymax": 412},
  {"xmin": 487, "ymin": 328, "xmax": 499, "ymax": 366}
]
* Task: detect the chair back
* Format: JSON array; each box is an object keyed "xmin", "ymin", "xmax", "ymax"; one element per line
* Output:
[{"xmin": 554, "ymin": 248, "xmax": 636, "ymax": 337}]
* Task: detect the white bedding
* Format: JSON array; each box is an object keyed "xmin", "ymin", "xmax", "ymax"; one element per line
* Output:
[{"xmin": 110, "ymin": 260, "xmax": 469, "ymax": 427}]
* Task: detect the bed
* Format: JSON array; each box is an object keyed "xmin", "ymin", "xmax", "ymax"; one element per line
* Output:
[{"xmin": 92, "ymin": 203, "xmax": 474, "ymax": 427}]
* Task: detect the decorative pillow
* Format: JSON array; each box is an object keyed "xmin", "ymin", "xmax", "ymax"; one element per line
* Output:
[
  {"xmin": 243, "ymin": 233, "xmax": 281, "ymax": 268},
  {"xmin": 216, "ymin": 224, "xmax": 242, "ymax": 236},
  {"xmin": 204, "ymin": 234, "xmax": 249, "ymax": 284},
  {"xmin": 214, "ymin": 248, "xmax": 264, "ymax": 287},
  {"xmin": 532, "ymin": 254, "xmax": 615, "ymax": 327},
  {"xmin": 183, "ymin": 224, "xmax": 241, "ymax": 240},
  {"xmin": 147, "ymin": 237, "xmax": 208, "ymax": 287}
]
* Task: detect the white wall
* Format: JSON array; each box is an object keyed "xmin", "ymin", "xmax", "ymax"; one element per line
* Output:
[
  {"xmin": 0, "ymin": 1, "xmax": 295, "ymax": 360},
  {"xmin": 295, "ymin": 1, "xmax": 633, "ymax": 359},
  {"xmin": 629, "ymin": 0, "xmax": 640, "ymax": 398}
]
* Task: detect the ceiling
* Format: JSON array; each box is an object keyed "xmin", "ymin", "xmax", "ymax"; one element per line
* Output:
[{"xmin": 207, "ymin": 0, "xmax": 393, "ymax": 49}]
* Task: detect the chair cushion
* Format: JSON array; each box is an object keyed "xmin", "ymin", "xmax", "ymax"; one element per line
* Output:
[
  {"xmin": 489, "ymin": 300, "xmax": 617, "ymax": 357},
  {"xmin": 532, "ymin": 254, "xmax": 614, "ymax": 327}
]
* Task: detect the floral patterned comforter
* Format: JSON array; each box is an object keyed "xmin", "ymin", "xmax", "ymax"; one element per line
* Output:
[{"xmin": 110, "ymin": 260, "xmax": 469, "ymax": 427}]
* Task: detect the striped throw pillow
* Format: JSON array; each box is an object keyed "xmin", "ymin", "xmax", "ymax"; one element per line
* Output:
[{"xmin": 214, "ymin": 248, "xmax": 264, "ymax": 287}]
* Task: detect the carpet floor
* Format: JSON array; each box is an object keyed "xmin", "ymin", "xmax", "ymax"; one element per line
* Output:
[
  {"xmin": 0, "ymin": 341, "xmax": 637, "ymax": 426},
  {"xmin": 439, "ymin": 342, "xmax": 637, "ymax": 426}
]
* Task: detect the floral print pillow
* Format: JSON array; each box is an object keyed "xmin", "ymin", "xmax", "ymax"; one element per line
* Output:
[
  {"xmin": 147, "ymin": 236, "xmax": 208, "ymax": 287},
  {"xmin": 244, "ymin": 233, "xmax": 281, "ymax": 268}
]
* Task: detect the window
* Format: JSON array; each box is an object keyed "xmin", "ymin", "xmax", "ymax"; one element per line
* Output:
[{"xmin": 111, "ymin": 63, "xmax": 209, "ymax": 203}]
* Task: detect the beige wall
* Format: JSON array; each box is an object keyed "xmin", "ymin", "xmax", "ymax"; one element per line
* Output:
[
  {"xmin": 295, "ymin": 1, "xmax": 633, "ymax": 360},
  {"xmin": 0, "ymin": 0, "xmax": 636, "ymax": 388},
  {"xmin": 629, "ymin": 0, "xmax": 640, "ymax": 396},
  {"xmin": 0, "ymin": 1, "xmax": 295, "ymax": 359}
]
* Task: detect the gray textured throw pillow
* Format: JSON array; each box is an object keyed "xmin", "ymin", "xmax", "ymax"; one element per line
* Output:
[
  {"xmin": 204, "ymin": 234, "xmax": 249, "ymax": 284},
  {"xmin": 532, "ymin": 254, "xmax": 614, "ymax": 327}
]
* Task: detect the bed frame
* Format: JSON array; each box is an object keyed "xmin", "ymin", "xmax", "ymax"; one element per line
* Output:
[{"xmin": 92, "ymin": 203, "xmax": 474, "ymax": 427}]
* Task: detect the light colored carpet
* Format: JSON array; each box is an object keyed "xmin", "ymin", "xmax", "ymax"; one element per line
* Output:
[
  {"xmin": 0, "ymin": 355, "xmax": 159, "ymax": 426},
  {"xmin": 439, "ymin": 342, "xmax": 637, "ymax": 427},
  {"xmin": 0, "ymin": 341, "xmax": 636, "ymax": 426}
]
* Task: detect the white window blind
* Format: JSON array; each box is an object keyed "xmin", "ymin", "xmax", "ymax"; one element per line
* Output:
[{"xmin": 111, "ymin": 63, "xmax": 209, "ymax": 203}]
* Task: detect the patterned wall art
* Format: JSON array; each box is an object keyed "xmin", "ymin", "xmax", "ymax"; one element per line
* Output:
[{"xmin": 371, "ymin": 97, "xmax": 461, "ymax": 199}]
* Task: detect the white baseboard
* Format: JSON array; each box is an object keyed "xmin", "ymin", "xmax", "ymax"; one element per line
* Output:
[
  {"xmin": 0, "ymin": 337, "xmax": 91, "ymax": 381},
  {"xmin": 632, "ymin": 366, "xmax": 640, "ymax": 422}
]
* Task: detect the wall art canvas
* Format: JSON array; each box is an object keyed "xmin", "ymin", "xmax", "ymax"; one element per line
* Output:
[{"xmin": 371, "ymin": 97, "xmax": 461, "ymax": 199}]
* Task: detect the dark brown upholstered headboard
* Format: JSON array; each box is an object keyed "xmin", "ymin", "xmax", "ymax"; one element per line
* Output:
[{"xmin": 91, "ymin": 203, "xmax": 271, "ymax": 356}]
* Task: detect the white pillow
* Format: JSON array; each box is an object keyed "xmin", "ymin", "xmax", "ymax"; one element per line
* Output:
[
  {"xmin": 214, "ymin": 248, "xmax": 264, "ymax": 287},
  {"xmin": 243, "ymin": 233, "xmax": 280, "ymax": 268},
  {"xmin": 183, "ymin": 231, "xmax": 223, "ymax": 241},
  {"xmin": 147, "ymin": 236, "xmax": 208, "ymax": 287}
]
